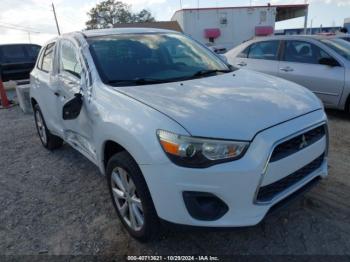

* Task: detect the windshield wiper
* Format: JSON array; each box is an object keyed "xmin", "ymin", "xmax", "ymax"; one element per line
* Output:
[
  {"xmin": 107, "ymin": 78, "xmax": 167, "ymax": 86},
  {"xmin": 192, "ymin": 69, "xmax": 232, "ymax": 78}
]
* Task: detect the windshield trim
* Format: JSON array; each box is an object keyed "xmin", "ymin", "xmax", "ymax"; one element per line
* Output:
[
  {"xmin": 321, "ymin": 38, "xmax": 350, "ymax": 62},
  {"xmin": 87, "ymin": 32, "xmax": 231, "ymax": 87}
]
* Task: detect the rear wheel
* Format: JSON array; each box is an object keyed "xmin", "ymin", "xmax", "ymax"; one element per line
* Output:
[
  {"xmin": 106, "ymin": 151, "xmax": 160, "ymax": 242},
  {"xmin": 344, "ymin": 95, "xmax": 350, "ymax": 114},
  {"xmin": 34, "ymin": 104, "xmax": 63, "ymax": 150}
]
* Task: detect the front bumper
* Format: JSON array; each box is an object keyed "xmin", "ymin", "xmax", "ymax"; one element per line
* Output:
[{"xmin": 140, "ymin": 109, "xmax": 328, "ymax": 227}]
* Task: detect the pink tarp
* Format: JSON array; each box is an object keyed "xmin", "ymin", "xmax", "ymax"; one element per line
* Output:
[
  {"xmin": 204, "ymin": 28, "xmax": 221, "ymax": 39},
  {"xmin": 255, "ymin": 26, "xmax": 274, "ymax": 36}
]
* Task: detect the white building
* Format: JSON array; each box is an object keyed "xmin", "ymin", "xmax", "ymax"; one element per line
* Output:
[{"xmin": 171, "ymin": 4, "xmax": 308, "ymax": 50}]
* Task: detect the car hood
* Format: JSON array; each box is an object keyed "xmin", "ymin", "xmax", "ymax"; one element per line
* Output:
[{"xmin": 113, "ymin": 69, "xmax": 322, "ymax": 140}]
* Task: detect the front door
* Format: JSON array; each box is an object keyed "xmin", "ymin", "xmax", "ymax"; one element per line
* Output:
[
  {"xmin": 278, "ymin": 40, "xmax": 345, "ymax": 106},
  {"xmin": 56, "ymin": 39, "xmax": 96, "ymax": 163}
]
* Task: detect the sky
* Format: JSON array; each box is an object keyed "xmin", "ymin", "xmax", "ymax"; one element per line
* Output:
[{"xmin": 0, "ymin": 0, "xmax": 349, "ymax": 45}]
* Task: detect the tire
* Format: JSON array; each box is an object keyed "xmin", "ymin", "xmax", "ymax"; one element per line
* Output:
[
  {"xmin": 106, "ymin": 151, "xmax": 160, "ymax": 242},
  {"xmin": 34, "ymin": 104, "xmax": 63, "ymax": 150},
  {"xmin": 346, "ymin": 97, "xmax": 350, "ymax": 114}
]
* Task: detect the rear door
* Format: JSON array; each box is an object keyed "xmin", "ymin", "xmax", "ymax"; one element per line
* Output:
[
  {"xmin": 278, "ymin": 40, "xmax": 345, "ymax": 106},
  {"xmin": 31, "ymin": 42, "xmax": 61, "ymax": 133},
  {"xmin": 233, "ymin": 40, "xmax": 281, "ymax": 77}
]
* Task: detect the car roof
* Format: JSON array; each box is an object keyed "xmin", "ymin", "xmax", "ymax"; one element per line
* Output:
[
  {"xmin": 40, "ymin": 28, "xmax": 181, "ymax": 47},
  {"xmin": 0, "ymin": 43, "xmax": 41, "ymax": 47},
  {"xmin": 248, "ymin": 34, "xmax": 344, "ymax": 42},
  {"xmin": 80, "ymin": 27, "xmax": 180, "ymax": 38}
]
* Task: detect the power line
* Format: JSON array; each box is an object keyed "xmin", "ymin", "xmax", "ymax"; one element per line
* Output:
[
  {"xmin": 0, "ymin": 24, "xmax": 40, "ymax": 33},
  {"xmin": 0, "ymin": 21, "xmax": 41, "ymax": 32},
  {"xmin": 0, "ymin": 21, "xmax": 56, "ymax": 34},
  {"xmin": 0, "ymin": 0, "xmax": 51, "ymax": 13}
]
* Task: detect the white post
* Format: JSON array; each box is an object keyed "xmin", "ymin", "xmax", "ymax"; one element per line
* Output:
[
  {"xmin": 304, "ymin": 6, "xmax": 308, "ymax": 34},
  {"xmin": 310, "ymin": 18, "xmax": 313, "ymax": 35}
]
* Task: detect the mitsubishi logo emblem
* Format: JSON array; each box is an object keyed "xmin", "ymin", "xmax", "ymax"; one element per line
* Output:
[{"xmin": 299, "ymin": 135, "xmax": 308, "ymax": 149}]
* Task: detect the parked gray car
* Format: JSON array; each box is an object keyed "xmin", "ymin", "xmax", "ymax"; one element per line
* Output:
[{"xmin": 225, "ymin": 35, "xmax": 350, "ymax": 112}]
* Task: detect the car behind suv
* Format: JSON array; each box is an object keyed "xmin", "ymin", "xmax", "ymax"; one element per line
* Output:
[
  {"xmin": 0, "ymin": 44, "xmax": 41, "ymax": 81},
  {"xmin": 225, "ymin": 35, "xmax": 350, "ymax": 113},
  {"xmin": 30, "ymin": 28, "xmax": 328, "ymax": 241}
]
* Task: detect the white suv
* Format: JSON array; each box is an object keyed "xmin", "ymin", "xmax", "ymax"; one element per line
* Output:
[{"xmin": 30, "ymin": 28, "xmax": 328, "ymax": 241}]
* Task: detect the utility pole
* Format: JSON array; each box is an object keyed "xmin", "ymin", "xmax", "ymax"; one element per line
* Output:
[
  {"xmin": 52, "ymin": 2, "xmax": 61, "ymax": 35},
  {"xmin": 310, "ymin": 19, "xmax": 313, "ymax": 35},
  {"xmin": 303, "ymin": 6, "xmax": 308, "ymax": 34},
  {"xmin": 27, "ymin": 31, "xmax": 31, "ymax": 43}
]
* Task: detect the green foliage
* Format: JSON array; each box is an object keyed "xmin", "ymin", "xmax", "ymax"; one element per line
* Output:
[{"xmin": 86, "ymin": 0, "xmax": 155, "ymax": 29}]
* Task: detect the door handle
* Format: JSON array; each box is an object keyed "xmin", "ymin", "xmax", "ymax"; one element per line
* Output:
[
  {"xmin": 237, "ymin": 62, "xmax": 247, "ymax": 67},
  {"xmin": 54, "ymin": 92, "xmax": 60, "ymax": 97},
  {"xmin": 280, "ymin": 67, "xmax": 294, "ymax": 72}
]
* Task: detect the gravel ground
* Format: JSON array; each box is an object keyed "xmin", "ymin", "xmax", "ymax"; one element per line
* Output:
[{"xmin": 0, "ymin": 106, "xmax": 349, "ymax": 256}]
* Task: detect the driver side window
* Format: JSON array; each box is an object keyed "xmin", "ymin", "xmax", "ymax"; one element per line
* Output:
[{"xmin": 60, "ymin": 40, "xmax": 82, "ymax": 79}]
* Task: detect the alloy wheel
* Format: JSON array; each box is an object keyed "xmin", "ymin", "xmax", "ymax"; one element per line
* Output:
[
  {"xmin": 35, "ymin": 110, "xmax": 47, "ymax": 145},
  {"xmin": 111, "ymin": 167, "xmax": 144, "ymax": 231}
]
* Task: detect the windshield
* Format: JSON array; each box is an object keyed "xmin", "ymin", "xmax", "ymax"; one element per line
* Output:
[
  {"xmin": 88, "ymin": 33, "xmax": 230, "ymax": 86},
  {"xmin": 321, "ymin": 38, "xmax": 350, "ymax": 61}
]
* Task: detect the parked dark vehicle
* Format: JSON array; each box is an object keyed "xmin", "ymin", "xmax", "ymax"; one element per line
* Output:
[
  {"xmin": 338, "ymin": 35, "xmax": 350, "ymax": 42},
  {"xmin": 0, "ymin": 44, "xmax": 41, "ymax": 81}
]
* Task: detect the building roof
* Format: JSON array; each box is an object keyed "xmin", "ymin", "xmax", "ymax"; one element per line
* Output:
[
  {"xmin": 171, "ymin": 4, "xmax": 308, "ymax": 22},
  {"xmin": 114, "ymin": 21, "xmax": 182, "ymax": 32}
]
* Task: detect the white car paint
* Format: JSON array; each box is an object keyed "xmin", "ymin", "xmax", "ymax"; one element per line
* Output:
[
  {"xmin": 225, "ymin": 35, "xmax": 350, "ymax": 111},
  {"xmin": 115, "ymin": 69, "xmax": 321, "ymax": 141},
  {"xmin": 30, "ymin": 28, "xmax": 328, "ymax": 228}
]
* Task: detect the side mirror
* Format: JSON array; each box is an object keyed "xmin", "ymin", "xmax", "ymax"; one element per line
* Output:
[
  {"xmin": 227, "ymin": 64, "xmax": 237, "ymax": 71},
  {"xmin": 319, "ymin": 57, "xmax": 339, "ymax": 67},
  {"xmin": 62, "ymin": 93, "xmax": 83, "ymax": 120}
]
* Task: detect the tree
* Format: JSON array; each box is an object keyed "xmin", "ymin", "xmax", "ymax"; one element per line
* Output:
[
  {"xmin": 133, "ymin": 9, "xmax": 155, "ymax": 23},
  {"xmin": 86, "ymin": 0, "xmax": 155, "ymax": 30}
]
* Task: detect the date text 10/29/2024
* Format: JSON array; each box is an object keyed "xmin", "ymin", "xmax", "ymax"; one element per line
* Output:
[{"xmin": 127, "ymin": 255, "xmax": 220, "ymax": 261}]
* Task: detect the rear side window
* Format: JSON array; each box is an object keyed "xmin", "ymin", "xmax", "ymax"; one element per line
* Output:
[
  {"xmin": 283, "ymin": 40, "xmax": 333, "ymax": 64},
  {"xmin": 237, "ymin": 46, "xmax": 249, "ymax": 58},
  {"xmin": 0, "ymin": 45, "xmax": 27, "ymax": 63},
  {"xmin": 38, "ymin": 43, "xmax": 55, "ymax": 72},
  {"xmin": 247, "ymin": 41, "xmax": 279, "ymax": 60}
]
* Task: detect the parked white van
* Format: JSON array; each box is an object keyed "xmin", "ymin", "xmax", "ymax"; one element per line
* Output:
[{"xmin": 30, "ymin": 28, "xmax": 328, "ymax": 241}]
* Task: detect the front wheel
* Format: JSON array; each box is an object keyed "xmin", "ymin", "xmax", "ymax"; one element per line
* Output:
[
  {"xmin": 34, "ymin": 104, "xmax": 63, "ymax": 150},
  {"xmin": 106, "ymin": 152, "xmax": 160, "ymax": 242}
]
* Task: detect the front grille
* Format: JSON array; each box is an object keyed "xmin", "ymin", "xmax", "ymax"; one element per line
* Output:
[
  {"xmin": 256, "ymin": 154, "xmax": 324, "ymax": 203},
  {"xmin": 270, "ymin": 125, "xmax": 326, "ymax": 162}
]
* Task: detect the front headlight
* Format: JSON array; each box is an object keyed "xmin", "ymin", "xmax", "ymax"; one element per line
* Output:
[{"xmin": 157, "ymin": 130, "xmax": 249, "ymax": 168}]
